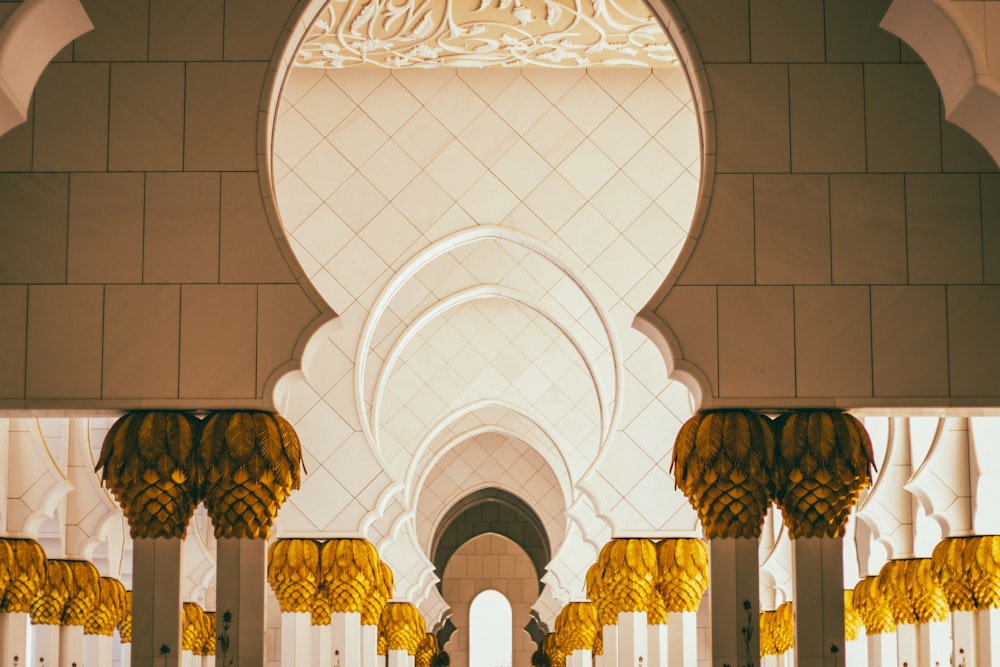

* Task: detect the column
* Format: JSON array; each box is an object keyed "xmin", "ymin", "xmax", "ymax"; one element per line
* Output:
[
  {"xmin": 601, "ymin": 626, "xmax": 617, "ymax": 667},
  {"xmin": 708, "ymin": 538, "xmax": 760, "ymax": 667},
  {"xmin": 655, "ymin": 539, "xmax": 706, "ymax": 667},
  {"xmin": 851, "ymin": 577, "xmax": 895, "ymax": 667},
  {"xmin": 85, "ymin": 634, "xmax": 114, "ymax": 667},
  {"xmin": 878, "ymin": 558, "xmax": 949, "ymax": 667},
  {"xmin": 216, "ymin": 538, "xmax": 267, "ymax": 667},
  {"xmin": 672, "ymin": 411, "xmax": 774, "ymax": 667},
  {"xmin": 1, "ymin": 538, "xmax": 47, "ymax": 666},
  {"xmin": 772, "ymin": 411, "xmax": 876, "ymax": 667},
  {"xmin": 950, "ymin": 611, "xmax": 976, "ymax": 667},
  {"xmin": 665, "ymin": 612, "xmax": 696, "ymax": 667},
  {"xmin": 843, "ymin": 591, "xmax": 867, "ymax": 667},
  {"xmin": 978, "ymin": 607, "xmax": 1000, "ymax": 666},
  {"xmin": 791, "ymin": 538, "xmax": 845, "ymax": 667},
  {"xmin": 33, "ymin": 623, "xmax": 60, "ymax": 665},
  {"xmin": 267, "ymin": 539, "xmax": 321, "ymax": 667},
  {"xmin": 314, "ymin": 624, "xmax": 334, "ymax": 667},
  {"xmin": 616, "ymin": 612, "xmax": 645, "ymax": 667},
  {"xmin": 199, "ymin": 411, "xmax": 305, "ymax": 667},
  {"xmin": 553, "ymin": 602, "xmax": 598, "ymax": 667},
  {"xmin": 387, "ymin": 649, "xmax": 411, "ymax": 667},
  {"xmin": 568, "ymin": 648, "xmax": 592, "ymax": 667},
  {"xmin": 59, "ymin": 625, "xmax": 85, "ymax": 666},
  {"xmin": 361, "ymin": 624, "xmax": 379, "ymax": 667},
  {"xmin": 120, "ymin": 642, "xmax": 132, "ymax": 667},
  {"xmin": 331, "ymin": 612, "xmax": 361, "ymax": 667},
  {"xmin": 281, "ymin": 613, "xmax": 313, "ymax": 667},
  {"xmin": 646, "ymin": 623, "xmax": 666, "ymax": 667},
  {"xmin": 133, "ymin": 539, "xmax": 183, "ymax": 667},
  {"xmin": 96, "ymin": 412, "xmax": 202, "ymax": 667},
  {"xmin": 0, "ymin": 613, "xmax": 29, "ymax": 667},
  {"xmin": 378, "ymin": 603, "xmax": 425, "ymax": 667}
]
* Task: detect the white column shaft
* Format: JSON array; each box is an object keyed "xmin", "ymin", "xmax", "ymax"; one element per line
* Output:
[
  {"xmin": 120, "ymin": 642, "xmax": 132, "ymax": 667},
  {"xmin": 386, "ymin": 649, "xmax": 412, "ymax": 667},
  {"xmin": 916, "ymin": 621, "xmax": 949, "ymax": 667},
  {"xmin": 616, "ymin": 611, "xmax": 646, "ymax": 667},
  {"xmin": 313, "ymin": 623, "xmax": 333, "ymax": 667},
  {"xmin": 0, "ymin": 612, "xmax": 29, "ymax": 666},
  {"xmin": 666, "ymin": 611, "xmax": 696, "ymax": 667},
  {"xmin": 646, "ymin": 624, "xmax": 665, "ymax": 667},
  {"xmin": 601, "ymin": 625, "xmax": 618, "ymax": 667},
  {"xmin": 978, "ymin": 608, "xmax": 1000, "ymax": 666},
  {"xmin": 845, "ymin": 635, "xmax": 867, "ymax": 667},
  {"xmin": 60, "ymin": 624, "xmax": 85, "ymax": 667},
  {"xmin": 895, "ymin": 624, "xmax": 918, "ymax": 667},
  {"xmin": 32, "ymin": 623, "xmax": 60, "ymax": 665},
  {"xmin": 331, "ymin": 611, "xmax": 362, "ymax": 667},
  {"xmin": 865, "ymin": 632, "xmax": 896, "ymax": 667},
  {"xmin": 133, "ymin": 537, "xmax": 183, "ymax": 667},
  {"xmin": 361, "ymin": 624, "xmax": 378, "ymax": 667},
  {"xmin": 569, "ymin": 648, "xmax": 592, "ymax": 667},
  {"xmin": 215, "ymin": 537, "xmax": 267, "ymax": 667},
  {"xmin": 762, "ymin": 656, "xmax": 778, "ymax": 667},
  {"xmin": 85, "ymin": 634, "xmax": 113, "ymax": 667},
  {"xmin": 791, "ymin": 537, "xmax": 845, "ymax": 666},
  {"xmin": 709, "ymin": 538, "xmax": 760, "ymax": 667},
  {"xmin": 281, "ymin": 613, "xmax": 312, "ymax": 667},
  {"xmin": 951, "ymin": 610, "xmax": 976, "ymax": 667},
  {"xmin": 182, "ymin": 650, "xmax": 196, "ymax": 667}
]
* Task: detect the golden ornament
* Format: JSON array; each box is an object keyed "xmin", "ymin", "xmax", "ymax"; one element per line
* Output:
[
  {"xmin": 672, "ymin": 410, "xmax": 775, "ymax": 539},
  {"xmin": 0, "ymin": 540, "xmax": 12, "ymax": 605},
  {"xmin": 554, "ymin": 602, "xmax": 598, "ymax": 653},
  {"xmin": 199, "ymin": 411, "xmax": 303, "ymax": 539},
  {"xmin": 118, "ymin": 591, "xmax": 133, "ymax": 643},
  {"xmin": 843, "ymin": 590, "xmax": 863, "ymax": 642},
  {"xmin": 543, "ymin": 632, "xmax": 567, "ymax": 667},
  {"xmin": 85, "ymin": 577, "xmax": 127, "ymax": 636},
  {"xmin": 202, "ymin": 611, "xmax": 216, "ymax": 655},
  {"xmin": 62, "ymin": 560, "xmax": 101, "ymax": 627},
  {"xmin": 878, "ymin": 558, "xmax": 948, "ymax": 625},
  {"xmin": 774, "ymin": 602, "xmax": 793, "ymax": 654},
  {"xmin": 317, "ymin": 539, "xmax": 381, "ymax": 621},
  {"xmin": 772, "ymin": 410, "xmax": 874, "ymax": 539},
  {"xmin": 0, "ymin": 538, "xmax": 47, "ymax": 613},
  {"xmin": 655, "ymin": 538, "xmax": 708, "ymax": 613},
  {"xmin": 31, "ymin": 559, "xmax": 74, "ymax": 625},
  {"xmin": 931, "ymin": 537, "xmax": 976, "ymax": 612},
  {"xmin": 966, "ymin": 535, "xmax": 1000, "ymax": 609},
  {"xmin": 852, "ymin": 576, "xmax": 894, "ymax": 635},
  {"xmin": 415, "ymin": 632, "xmax": 439, "ymax": 667},
  {"xmin": 379, "ymin": 601, "xmax": 426, "ymax": 655},
  {"xmin": 96, "ymin": 411, "xmax": 202, "ymax": 539},
  {"xmin": 585, "ymin": 562, "xmax": 615, "ymax": 627},
  {"xmin": 363, "ymin": 560, "xmax": 394, "ymax": 627},
  {"xmin": 595, "ymin": 539, "xmax": 659, "ymax": 616},
  {"xmin": 268, "ymin": 538, "xmax": 321, "ymax": 614},
  {"xmin": 183, "ymin": 603, "xmax": 207, "ymax": 652},
  {"xmin": 759, "ymin": 610, "xmax": 779, "ymax": 656}
]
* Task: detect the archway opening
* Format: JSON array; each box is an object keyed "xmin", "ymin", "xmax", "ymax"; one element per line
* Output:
[{"xmin": 470, "ymin": 589, "xmax": 514, "ymax": 667}]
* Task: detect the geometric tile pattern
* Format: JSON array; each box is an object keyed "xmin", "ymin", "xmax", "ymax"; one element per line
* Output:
[{"xmin": 273, "ymin": 63, "xmax": 702, "ymax": 596}]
